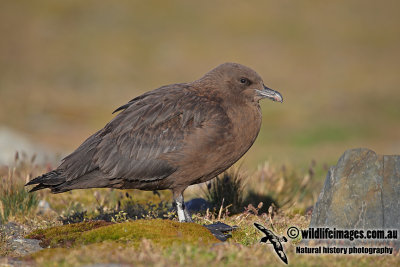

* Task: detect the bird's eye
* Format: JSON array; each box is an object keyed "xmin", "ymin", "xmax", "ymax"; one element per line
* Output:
[{"xmin": 240, "ymin": 78, "xmax": 248, "ymax": 84}]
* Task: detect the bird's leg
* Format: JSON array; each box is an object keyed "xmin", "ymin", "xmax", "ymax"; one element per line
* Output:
[
  {"xmin": 173, "ymin": 191, "xmax": 193, "ymax": 222},
  {"xmin": 175, "ymin": 194, "xmax": 186, "ymax": 222},
  {"xmin": 183, "ymin": 204, "xmax": 193, "ymax": 222}
]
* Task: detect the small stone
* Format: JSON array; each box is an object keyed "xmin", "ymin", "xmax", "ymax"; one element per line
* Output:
[{"xmin": 37, "ymin": 200, "xmax": 53, "ymax": 214}]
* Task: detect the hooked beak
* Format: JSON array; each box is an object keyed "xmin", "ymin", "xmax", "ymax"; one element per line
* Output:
[{"xmin": 256, "ymin": 85, "xmax": 283, "ymax": 103}]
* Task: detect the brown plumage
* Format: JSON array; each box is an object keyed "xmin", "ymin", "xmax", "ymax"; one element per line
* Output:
[{"xmin": 26, "ymin": 62, "xmax": 283, "ymax": 222}]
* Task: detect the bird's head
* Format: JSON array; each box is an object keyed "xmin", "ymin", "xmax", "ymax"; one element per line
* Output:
[{"xmin": 198, "ymin": 62, "xmax": 283, "ymax": 104}]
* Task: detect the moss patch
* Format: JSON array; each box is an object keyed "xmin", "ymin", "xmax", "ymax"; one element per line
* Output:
[
  {"xmin": 27, "ymin": 219, "xmax": 219, "ymax": 249},
  {"xmin": 26, "ymin": 220, "xmax": 113, "ymax": 248}
]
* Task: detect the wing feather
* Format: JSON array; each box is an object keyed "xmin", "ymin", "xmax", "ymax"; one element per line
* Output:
[{"xmin": 59, "ymin": 84, "xmax": 225, "ymax": 183}]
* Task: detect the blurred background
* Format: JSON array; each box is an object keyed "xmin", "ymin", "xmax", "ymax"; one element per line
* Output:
[{"xmin": 0, "ymin": 0, "xmax": 399, "ymax": 170}]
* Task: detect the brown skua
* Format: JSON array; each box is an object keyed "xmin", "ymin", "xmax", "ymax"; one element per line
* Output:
[{"xmin": 26, "ymin": 62, "xmax": 283, "ymax": 222}]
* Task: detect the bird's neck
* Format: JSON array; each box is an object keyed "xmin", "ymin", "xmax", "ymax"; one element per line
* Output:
[{"xmin": 223, "ymin": 98, "xmax": 262, "ymax": 153}]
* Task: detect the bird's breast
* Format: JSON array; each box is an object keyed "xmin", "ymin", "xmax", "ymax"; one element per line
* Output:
[
  {"xmin": 191, "ymin": 103, "xmax": 262, "ymax": 184},
  {"xmin": 227, "ymin": 104, "xmax": 262, "ymax": 156},
  {"xmin": 164, "ymin": 102, "xmax": 262, "ymax": 188}
]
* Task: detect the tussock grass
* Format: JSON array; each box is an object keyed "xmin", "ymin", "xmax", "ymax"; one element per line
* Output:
[
  {"xmin": 0, "ymin": 155, "xmax": 39, "ymax": 223},
  {"xmin": 204, "ymin": 169, "xmax": 245, "ymax": 215}
]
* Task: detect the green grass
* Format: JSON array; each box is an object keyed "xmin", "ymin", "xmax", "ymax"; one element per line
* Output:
[
  {"xmin": 0, "ymin": 186, "xmax": 38, "ymax": 223},
  {"xmin": 0, "ymin": 163, "xmax": 39, "ymax": 223},
  {"xmin": 290, "ymin": 124, "xmax": 363, "ymax": 147}
]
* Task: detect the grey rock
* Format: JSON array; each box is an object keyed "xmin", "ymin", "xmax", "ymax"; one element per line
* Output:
[
  {"xmin": 382, "ymin": 154, "xmax": 400, "ymax": 229},
  {"xmin": 8, "ymin": 238, "xmax": 43, "ymax": 256},
  {"xmin": 310, "ymin": 148, "xmax": 399, "ymax": 248},
  {"xmin": 1, "ymin": 222, "xmax": 43, "ymax": 257}
]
